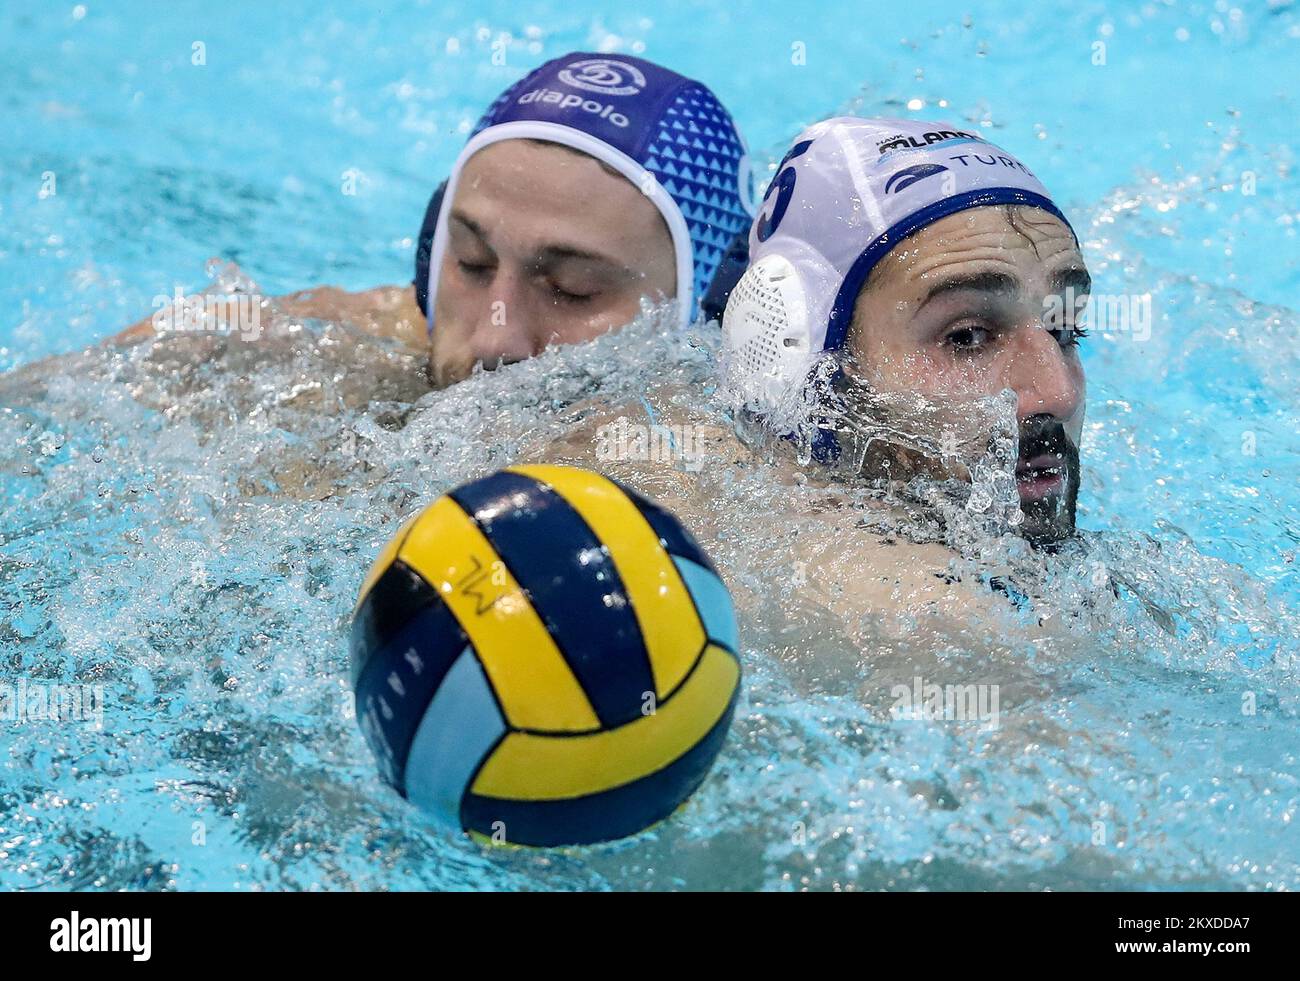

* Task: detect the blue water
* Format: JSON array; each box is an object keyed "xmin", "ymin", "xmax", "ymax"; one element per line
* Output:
[{"xmin": 2, "ymin": 1, "xmax": 1299, "ymax": 890}]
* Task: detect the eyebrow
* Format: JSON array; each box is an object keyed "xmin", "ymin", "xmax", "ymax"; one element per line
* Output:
[
  {"xmin": 1049, "ymin": 265, "xmax": 1093, "ymax": 295},
  {"xmin": 449, "ymin": 211, "xmax": 632, "ymax": 278},
  {"xmin": 450, "ymin": 211, "xmax": 490, "ymax": 243},
  {"xmin": 918, "ymin": 270, "xmax": 1019, "ymax": 309},
  {"xmin": 917, "ymin": 265, "xmax": 1093, "ymax": 309},
  {"xmin": 535, "ymin": 244, "xmax": 629, "ymax": 275}
]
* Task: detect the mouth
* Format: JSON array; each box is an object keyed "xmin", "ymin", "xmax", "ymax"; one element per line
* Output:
[{"xmin": 1015, "ymin": 453, "xmax": 1066, "ymax": 502}]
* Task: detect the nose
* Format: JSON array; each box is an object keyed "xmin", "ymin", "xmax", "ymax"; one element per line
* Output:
[
  {"xmin": 467, "ymin": 270, "xmax": 543, "ymax": 368},
  {"xmin": 1005, "ymin": 324, "xmax": 1084, "ymax": 423}
]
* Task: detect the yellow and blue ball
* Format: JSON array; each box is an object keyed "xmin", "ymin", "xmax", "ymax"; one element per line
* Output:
[{"xmin": 349, "ymin": 464, "xmax": 741, "ymax": 847}]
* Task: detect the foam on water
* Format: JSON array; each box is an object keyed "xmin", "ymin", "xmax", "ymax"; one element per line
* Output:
[
  {"xmin": 2, "ymin": 231, "xmax": 1298, "ymax": 889},
  {"xmin": 3, "ymin": 0, "xmax": 1299, "ymax": 891}
]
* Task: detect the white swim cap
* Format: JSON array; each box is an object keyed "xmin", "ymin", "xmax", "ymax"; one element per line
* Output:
[{"xmin": 723, "ymin": 117, "xmax": 1075, "ymax": 414}]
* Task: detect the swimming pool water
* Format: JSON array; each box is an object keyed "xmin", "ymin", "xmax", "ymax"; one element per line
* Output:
[{"xmin": 2, "ymin": 1, "xmax": 1299, "ymax": 890}]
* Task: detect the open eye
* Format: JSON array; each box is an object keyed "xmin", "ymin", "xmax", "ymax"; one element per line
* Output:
[
  {"xmin": 1052, "ymin": 326, "xmax": 1090, "ymax": 349},
  {"xmin": 945, "ymin": 324, "xmax": 992, "ymax": 351}
]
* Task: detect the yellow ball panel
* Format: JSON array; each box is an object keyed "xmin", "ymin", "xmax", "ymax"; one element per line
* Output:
[
  {"xmin": 397, "ymin": 496, "xmax": 601, "ymax": 733},
  {"xmin": 469, "ymin": 643, "xmax": 740, "ymax": 802},
  {"xmin": 352, "ymin": 509, "xmax": 422, "ymax": 615},
  {"xmin": 507, "ymin": 464, "xmax": 706, "ymax": 697}
]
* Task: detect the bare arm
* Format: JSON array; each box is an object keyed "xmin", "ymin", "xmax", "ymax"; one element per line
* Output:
[
  {"xmin": 274, "ymin": 284, "xmax": 428, "ymax": 351},
  {"xmin": 110, "ymin": 282, "xmax": 428, "ymax": 353}
]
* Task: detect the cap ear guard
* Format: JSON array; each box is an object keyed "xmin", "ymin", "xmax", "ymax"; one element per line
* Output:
[
  {"xmin": 721, "ymin": 254, "xmax": 818, "ymax": 414},
  {"xmin": 699, "ymin": 228, "xmax": 750, "ymax": 324},
  {"xmin": 413, "ymin": 179, "xmax": 447, "ymax": 322}
]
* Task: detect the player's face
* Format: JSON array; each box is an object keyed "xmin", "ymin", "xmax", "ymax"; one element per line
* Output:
[
  {"xmin": 846, "ymin": 205, "xmax": 1088, "ymax": 545},
  {"xmin": 430, "ymin": 140, "xmax": 677, "ymax": 388}
]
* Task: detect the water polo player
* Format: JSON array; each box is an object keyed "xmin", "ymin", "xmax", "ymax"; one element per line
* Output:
[
  {"xmin": 722, "ymin": 117, "xmax": 1088, "ymax": 547},
  {"xmin": 114, "ymin": 52, "xmax": 754, "ymax": 388}
]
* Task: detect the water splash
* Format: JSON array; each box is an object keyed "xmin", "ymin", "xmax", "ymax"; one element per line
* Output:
[{"xmin": 3, "ymin": 265, "xmax": 1297, "ymax": 889}]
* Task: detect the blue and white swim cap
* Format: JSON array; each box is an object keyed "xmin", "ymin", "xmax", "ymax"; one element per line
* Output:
[
  {"xmin": 417, "ymin": 52, "xmax": 755, "ymax": 330},
  {"xmin": 722, "ymin": 116, "xmax": 1075, "ymax": 413}
]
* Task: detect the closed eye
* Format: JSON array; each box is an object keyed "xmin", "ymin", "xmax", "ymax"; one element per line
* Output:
[
  {"xmin": 550, "ymin": 283, "xmax": 597, "ymax": 304},
  {"xmin": 457, "ymin": 259, "xmax": 493, "ymax": 279}
]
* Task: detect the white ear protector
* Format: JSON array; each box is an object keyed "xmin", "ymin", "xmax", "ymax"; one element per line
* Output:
[{"xmin": 721, "ymin": 254, "xmax": 815, "ymax": 411}]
